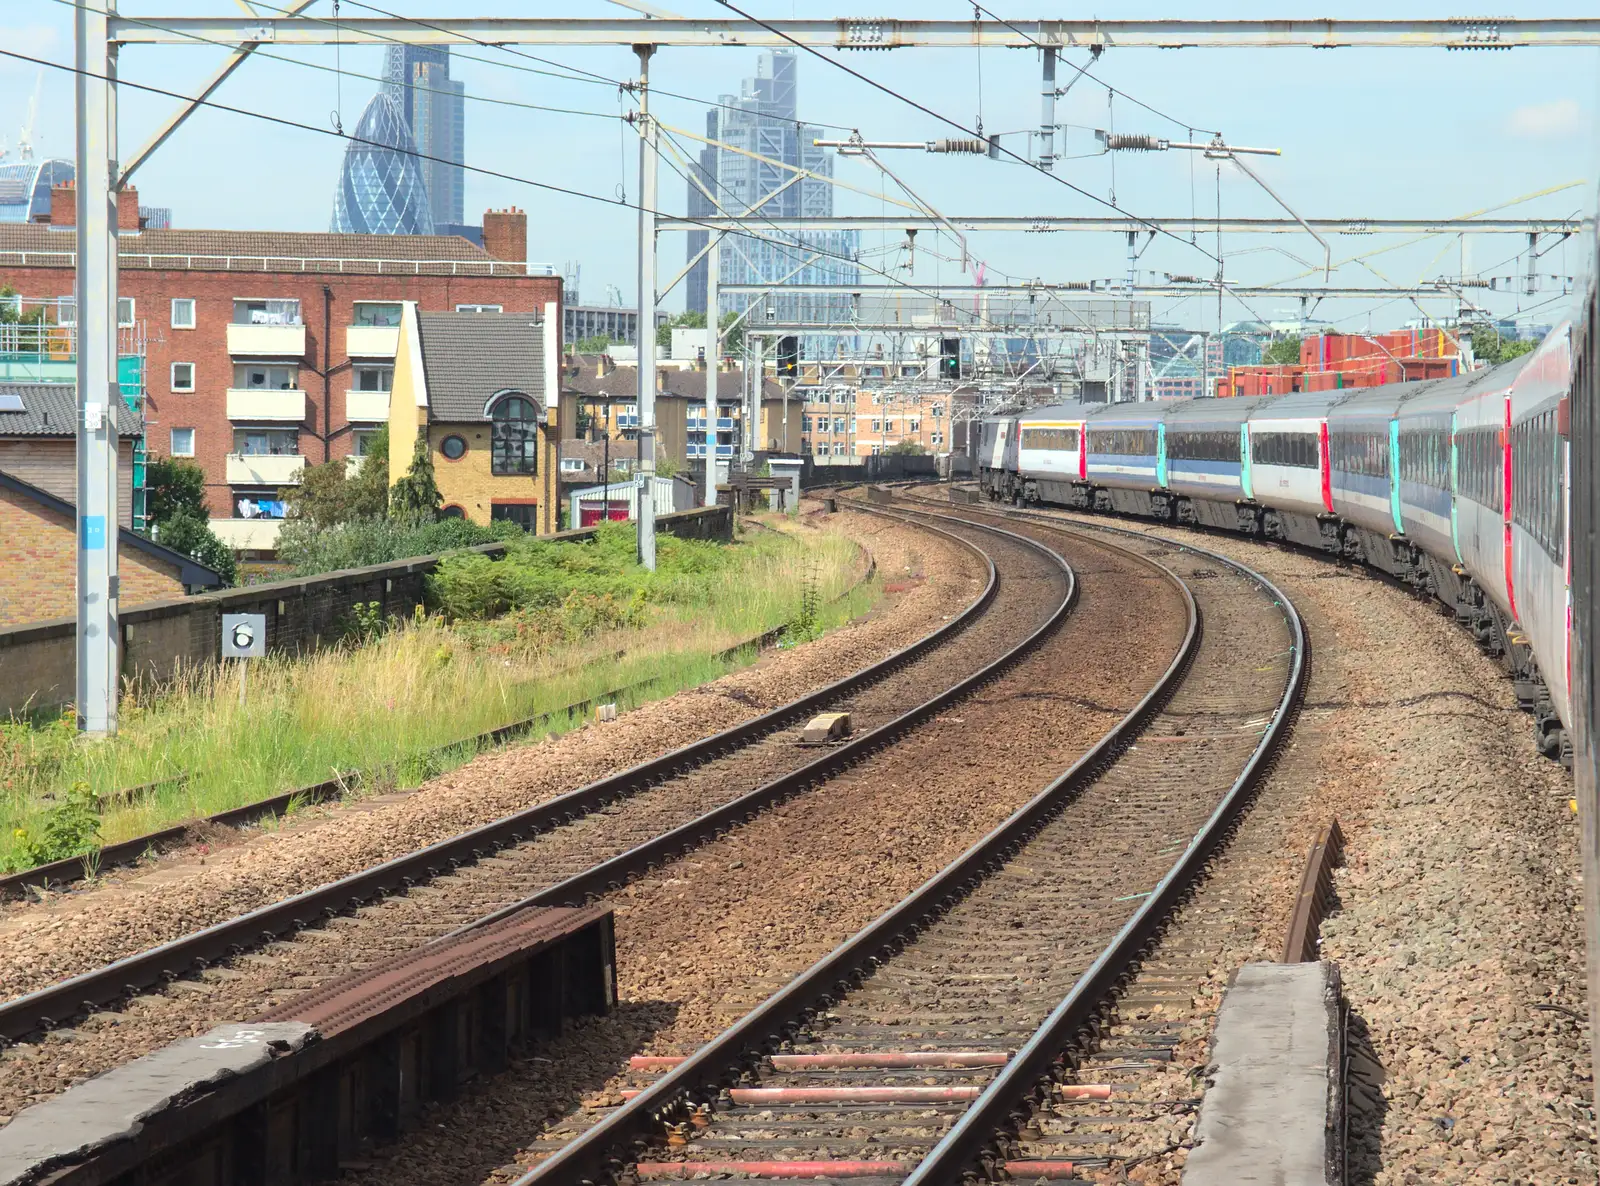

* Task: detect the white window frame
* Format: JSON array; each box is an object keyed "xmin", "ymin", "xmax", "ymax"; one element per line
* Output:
[
  {"xmin": 353, "ymin": 363, "xmax": 394, "ymax": 393},
  {"xmin": 234, "ymin": 363, "xmax": 299, "ymax": 390},
  {"xmin": 455, "ymin": 303, "xmax": 504, "ymax": 313},
  {"xmin": 352, "ymin": 428, "xmax": 382, "ymax": 457},
  {"xmin": 170, "ymin": 298, "xmax": 195, "ymax": 329},
  {"xmin": 117, "ymin": 297, "xmax": 135, "ymax": 328},
  {"xmin": 351, "ymin": 300, "xmax": 403, "ymax": 327},
  {"xmin": 170, "ymin": 427, "xmax": 195, "ymax": 457},
  {"xmin": 559, "ymin": 457, "xmax": 586, "ymax": 473},
  {"xmin": 57, "ymin": 297, "xmax": 76, "ymax": 326},
  {"xmin": 170, "ymin": 361, "xmax": 195, "ymax": 392}
]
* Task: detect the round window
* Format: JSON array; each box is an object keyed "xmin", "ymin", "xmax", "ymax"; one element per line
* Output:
[
  {"xmin": 440, "ymin": 505, "xmax": 466, "ymax": 520},
  {"xmin": 440, "ymin": 434, "xmax": 467, "ymax": 460}
]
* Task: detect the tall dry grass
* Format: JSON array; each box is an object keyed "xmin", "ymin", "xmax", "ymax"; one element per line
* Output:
[{"xmin": 1, "ymin": 521, "xmax": 872, "ymax": 871}]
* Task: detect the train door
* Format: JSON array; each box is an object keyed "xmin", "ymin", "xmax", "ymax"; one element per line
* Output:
[
  {"xmin": 1155, "ymin": 423, "xmax": 1168, "ymax": 488},
  {"xmin": 1239, "ymin": 423, "xmax": 1255, "ymax": 500},
  {"xmin": 1388, "ymin": 418, "xmax": 1405, "ymax": 534}
]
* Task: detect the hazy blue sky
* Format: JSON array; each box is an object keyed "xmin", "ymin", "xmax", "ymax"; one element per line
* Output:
[{"xmin": 2, "ymin": 1, "xmax": 1597, "ymax": 332}]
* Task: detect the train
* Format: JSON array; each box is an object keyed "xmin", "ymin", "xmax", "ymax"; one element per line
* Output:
[{"xmin": 975, "ymin": 341, "xmax": 1574, "ymax": 761}]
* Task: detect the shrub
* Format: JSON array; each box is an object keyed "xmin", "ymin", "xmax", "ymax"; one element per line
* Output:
[
  {"xmin": 153, "ymin": 510, "xmax": 238, "ymax": 585},
  {"xmin": 276, "ymin": 515, "xmax": 523, "ymax": 576},
  {"xmin": 9, "ymin": 782, "xmax": 101, "ymax": 870}
]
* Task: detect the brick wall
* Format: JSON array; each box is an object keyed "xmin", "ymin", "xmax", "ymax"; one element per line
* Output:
[
  {"xmin": 429, "ymin": 419, "xmax": 559, "ymax": 533},
  {"xmin": 0, "ymin": 505, "xmax": 733, "ymax": 717},
  {"xmin": 0, "ymin": 484, "xmax": 185, "ymax": 627},
  {"xmin": 0, "ymin": 439, "xmax": 138, "ymax": 528},
  {"xmin": 0, "ymin": 263, "xmax": 561, "ymax": 517}
]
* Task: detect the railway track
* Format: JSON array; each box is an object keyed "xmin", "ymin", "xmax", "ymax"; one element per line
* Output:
[
  {"xmin": 504, "ymin": 500, "xmax": 1305, "ymax": 1186},
  {"xmin": 0, "ymin": 509, "xmax": 1081, "ymax": 1118}
]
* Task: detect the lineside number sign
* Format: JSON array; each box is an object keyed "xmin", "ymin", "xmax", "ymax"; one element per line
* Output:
[{"xmin": 222, "ymin": 613, "xmax": 267, "ymax": 659}]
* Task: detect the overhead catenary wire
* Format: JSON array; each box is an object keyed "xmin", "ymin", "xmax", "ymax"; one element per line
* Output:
[
  {"xmin": 47, "ymin": 0, "xmax": 626, "ymax": 123},
  {"xmin": 967, "ymin": 1, "xmax": 1221, "ymax": 137},
  {"xmin": 0, "ymin": 44, "xmax": 1047, "ymax": 351},
  {"xmin": 709, "ymin": 0, "xmax": 1221, "ymax": 269}
]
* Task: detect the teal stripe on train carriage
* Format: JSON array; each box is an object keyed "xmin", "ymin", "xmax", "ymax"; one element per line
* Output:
[
  {"xmin": 1388, "ymin": 418, "xmax": 1405, "ymax": 534},
  {"xmin": 1156, "ymin": 422, "xmax": 1168, "ymax": 487},
  {"xmin": 1240, "ymin": 423, "xmax": 1255, "ymax": 500}
]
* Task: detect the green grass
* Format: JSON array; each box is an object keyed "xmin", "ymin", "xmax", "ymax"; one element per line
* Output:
[{"xmin": 0, "ymin": 519, "xmax": 876, "ymax": 873}]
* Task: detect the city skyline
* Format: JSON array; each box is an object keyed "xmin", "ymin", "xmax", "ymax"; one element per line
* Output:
[{"xmin": 685, "ymin": 49, "xmax": 860, "ymax": 355}]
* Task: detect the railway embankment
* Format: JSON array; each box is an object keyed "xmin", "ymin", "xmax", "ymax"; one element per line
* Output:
[{"xmin": 980, "ymin": 502, "xmax": 1593, "ymax": 1183}]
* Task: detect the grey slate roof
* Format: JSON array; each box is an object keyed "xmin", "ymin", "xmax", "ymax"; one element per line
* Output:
[
  {"xmin": 0, "ymin": 383, "xmax": 143, "ymax": 437},
  {"xmin": 415, "ymin": 311, "xmax": 544, "ymax": 422}
]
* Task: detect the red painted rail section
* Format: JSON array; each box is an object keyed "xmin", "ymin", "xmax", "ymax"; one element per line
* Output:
[{"xmin": 0, "ymin": 907, "xmax": 614, "ymax": 1186}]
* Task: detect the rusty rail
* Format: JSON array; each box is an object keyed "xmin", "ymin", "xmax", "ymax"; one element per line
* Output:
[{"xmin": 1282, "ymin": 819, "xmax": 1346, "ymax": 962}]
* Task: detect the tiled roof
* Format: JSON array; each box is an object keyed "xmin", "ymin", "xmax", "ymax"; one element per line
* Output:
[
  {"xmin": 416, "ymin": 311, "xmax": 545, "ymax": 422},
  {"xmin": 0, "ymin": 224, "xmax": 525, "ymax": 276},
  {"xmin": 0, "ymin": 382, "xmax": 142, "ymax": 436}
]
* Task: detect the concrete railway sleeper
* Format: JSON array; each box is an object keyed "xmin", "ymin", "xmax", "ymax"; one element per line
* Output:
[
  {"xmin": 0, "ymin": 511, "xmax": 1071, "ymax": 1067},
  {"xmin": 511, "ymin": 503, "xmax": 1306, "ymax": 1186}
]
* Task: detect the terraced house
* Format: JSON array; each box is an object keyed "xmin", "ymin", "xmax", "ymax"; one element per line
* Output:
[
  {"xmin": 0, "ymin": 188, "xmax": 558, "ymax": 553},
  {"xmin": 386, "ymin": 303, "xmax": 562, "ymax": 533}
]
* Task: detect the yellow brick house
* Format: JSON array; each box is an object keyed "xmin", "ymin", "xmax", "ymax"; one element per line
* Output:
[{"xmin": 388, "ymin": 302, "xmax": 562, "ymax": 533}]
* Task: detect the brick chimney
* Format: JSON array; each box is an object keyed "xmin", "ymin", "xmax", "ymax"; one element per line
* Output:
[
  {"xmin": 48, "ymin": 182, "xmax": 144, "ymax": 230},
  {"xmin": 117, "ymin": 187, "xmax": 141, "ymax": 232},
  {"xmin": 482, "ymin": 207, "xmax": 527, "ymax": 266},
  {"xmin": 50, "ymin": 180, "xmax": 75, "ymax": 226}
]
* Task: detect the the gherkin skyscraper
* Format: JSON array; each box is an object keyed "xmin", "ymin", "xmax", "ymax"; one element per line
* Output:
[{"xmin": 331, "ymin": 90, "xmax": 436, "ymax": 235}]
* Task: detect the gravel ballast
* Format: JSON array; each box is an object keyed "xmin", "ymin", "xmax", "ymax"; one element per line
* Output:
[
  {"xmin": 973, "ymin": 505, "xmax": 1594, "ymax": 1183},
  {"xmin": 0, "ymin": 511, "xmax": 974, "ymax": 1001}
]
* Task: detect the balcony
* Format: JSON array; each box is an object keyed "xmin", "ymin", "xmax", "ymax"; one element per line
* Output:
[
  {"xmin": 227, "ymin": 322, "xmax": 306, "ymax": 357},
  {"xmin": 346, "ymin": 324, "xmax": 400, "ymax": 357},
  {"xmin": 209, "ymin": 518, "xmax": 283, "ymax": 550},
  {"xmin": 346, "ymin": 389, "xmax": 392, "ymax": 422},
  {"xmin": 226, "ymin": 388, "xmax": 306, "ymax": 422},
  {"xmin": 226, "ymin": 454, "xmax": 306, "ymax": 485}
]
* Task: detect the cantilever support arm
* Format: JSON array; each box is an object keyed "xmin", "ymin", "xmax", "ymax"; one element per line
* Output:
[
  {"xmin": 1224, "ymin": 151, "xmax": 1331, "ymax": 280},
  {"xmin": 119, "ymin": 0, "xmax": 318, "ymax": 187}
]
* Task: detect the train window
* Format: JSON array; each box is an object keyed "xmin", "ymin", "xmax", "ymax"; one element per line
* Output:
[
  {"xmin": 1511, "ymin": 407, "xmax": 1565, "ymax": 561},
  {"xmin": 1329, "ymin": 429, "xmax": 1390, "ymax": 479},
  {"xmin": 1251, "ymin": 431, "xmax": 1317, "ymax": 469},
  {"xmin": 1087, "ymin": 428, "xmax": 1157, "ymax": 456},
  {"xmin": 1020, "ymin": 427, "xmax": 1081, "ymax": 452},
  {"xmin": 1399, "ymin": 426, "xmax": 1450, "ymax": 489},
  {"xmin": 1167, "ymin": 430, "xmax": 1240, "ymax": 463},
  {"xmin": 1456, "ymin": 427, "xmax": 1503, "ymax": 512}
]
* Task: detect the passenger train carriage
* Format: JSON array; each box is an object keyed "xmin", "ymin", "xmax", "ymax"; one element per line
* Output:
[{"xmin": 977, "ymin": 357, "xmax": 1574, "ymax": 760}]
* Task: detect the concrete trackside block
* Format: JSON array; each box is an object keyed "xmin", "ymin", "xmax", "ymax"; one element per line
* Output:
[
  {"xmin": 1183, "ymin": 961, "xmax": 1343, "ymax": 1186},
  {"xmin": 0, "ymin": 1022, "xmax": 314, "ymax": 1186}
]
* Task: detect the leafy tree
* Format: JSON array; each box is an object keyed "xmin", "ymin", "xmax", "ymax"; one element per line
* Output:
[
  {"xmin": 144, "ymin": 456, "xmax": 208, "ymax": 525},
  {"xmin": 657, "ymin": 310, "xmax": 704, "ymax": 349},
  {"xmin": 574, "ymin": 334, "xmax": 613, "ymax": 354},
  {"xmin": 154, "ymin": 510, "xmax": 238, "ymax": 584},
  {"xmin": 140, "ymin": 454, "xmax": 236, "ymax": 585},
  {"xmin": 281, "ymin": 425, "xmax": 389, "ymax": 527},
  {"xmin": 886, "ymin": 439, "xmax": 927, "ymax": 456},
  {"xmin": 389, "ymin": 432, "xmax": 442, "ymax": 519},
  {"xmin": 655, "ymin": 452, "xmax": 680, "ymax": 479},
  {"xmin": 1263, "ymin": 335, "xmax": 1302, "ymax": 366},
  {"xmin": 655, "ymin": 310, "xmax": 744, "ymax": 356},
  {"xmin": 1471, "ymin": 325, "xmax": 1539, "ymax": 366}
]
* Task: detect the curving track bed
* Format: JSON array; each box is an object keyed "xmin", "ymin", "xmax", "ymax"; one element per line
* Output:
[
  {"xmin": 503, "ymin": 498, "xmax": 1304, "ymax": 1186},
  {"xmin": 0, "ymin": 510, "xmax": 1081, "ymax": 1122}
]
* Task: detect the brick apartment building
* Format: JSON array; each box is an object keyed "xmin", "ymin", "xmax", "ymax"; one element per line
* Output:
[
  {"xmin": 793, "ymin": 362, "xmax": 968, "ymax": 459},
  {"xmin": 0, "ymin": 185, "xmax": 559, "ymax": 550}
]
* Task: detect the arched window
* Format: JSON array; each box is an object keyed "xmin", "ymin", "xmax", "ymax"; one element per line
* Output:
[{"xmin": 490, "ymin": 393, "xmax": 539, "ymax": 475}]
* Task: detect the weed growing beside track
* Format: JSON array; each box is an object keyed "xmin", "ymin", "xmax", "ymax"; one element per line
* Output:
[{"xmin": 0, "ymin": 519, "xmax": 874, "ymax": 873}]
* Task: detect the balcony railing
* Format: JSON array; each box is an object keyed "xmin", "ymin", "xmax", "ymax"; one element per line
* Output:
[
  {"xmin": 209, "ymin": 518, "xmax": 284, "ymax": 550},
  {"xmin": 226, "ymin": 453, "xmax": 306, "ymax": 485},
  {"xmin": 226, "ymin": 388, "xmax": 306, "ymax": 422},
  {"xmin": 345, "ymin": 389, "xmax": 392, "ymax": 422},
  {"xmin": 226, "ymin": 322, "xmax": 307, "ymax": 357},
  {"xmin": 346, "ymin": 324, "xmax": 400, "ymax": 357}
]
